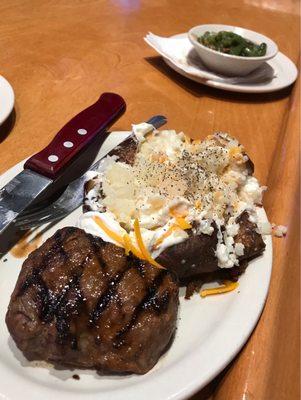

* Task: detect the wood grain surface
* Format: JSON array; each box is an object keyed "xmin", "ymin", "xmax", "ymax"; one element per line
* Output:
[{"xmin": 0, "ymin": 1, "xmax": 299, "ymax": 399}]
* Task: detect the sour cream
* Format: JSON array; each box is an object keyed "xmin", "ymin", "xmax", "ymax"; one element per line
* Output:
[{"xmin": 78, "ymin": 211, "xmax": 126, "ymax": 245}]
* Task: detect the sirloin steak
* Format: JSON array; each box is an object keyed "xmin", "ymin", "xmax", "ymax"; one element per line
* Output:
[{"xmin": 6, "ymin": 227, "xmax": 179, "ymax": 374}]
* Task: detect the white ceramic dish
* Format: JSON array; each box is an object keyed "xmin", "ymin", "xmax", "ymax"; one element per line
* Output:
[
  {"xmin": 188, "ymin": 24, "xmax": 278, "ymax": 76},
  {"xmin": 0, "ymin": 75, "xmax": 15, "ymax": 125},
  {"xmin": 0, "ymin": 131, "xmax": 273, "ymax": 400},
  {"xmin": 164, "ymin": 33, "xmax": 298, "ymax": 93}
]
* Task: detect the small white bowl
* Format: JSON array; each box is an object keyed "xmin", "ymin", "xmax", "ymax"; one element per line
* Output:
[
  {"xmin": 188, "ymin": 24, "xmax": 278, "ymax": 76},
  {"xmin": 0, "ymin": 76, "xmax": 14, "ymax": 125}
]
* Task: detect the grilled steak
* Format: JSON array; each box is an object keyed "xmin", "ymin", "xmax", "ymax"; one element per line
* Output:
[{"xmin": 6, "ymin": 227, "xmax": 179, "ymax": 374}]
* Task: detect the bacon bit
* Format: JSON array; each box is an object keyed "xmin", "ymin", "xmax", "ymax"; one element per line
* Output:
[
  {"xmin": 229, "ymin": 146, "xmax": 245, "ymax": 164},
  {"xmin": 159, "ymin": 155, "xmax": 167, "ymax": 163},
  {"xmin": 229, "ymin": 146, "xmax": 241, "ymax": 159},
  {"xmin": 134, "ymin": 219, "xmax": 165, "ymax": 269},
  {"xmin": 150, "ymin": 153, "xmax": 167, "ymax": 163},
  {"xmin": 200, "ymin": 281, "xmax": 239, "ymax": 298},
  {"xmin": 184, "ymin": 135, "xmax": 192, "ymax": 144},
  {"xmin": 93, "ymin": 216, "xmax": 124, "ymax": 247},
  {"xmin": 150, "ymin": 153, "xmax": 159, "ymax": 162},
  {"xmin": 169, "ymin": 206, "xmax": 189, "ymax": 218},
  {"xmin": 194, "ymin": 199, "xmax": 202, "ymax": 209},
  {"xmin": 214, "ymin": 191, "xmax": 224, "ymax": 202}
]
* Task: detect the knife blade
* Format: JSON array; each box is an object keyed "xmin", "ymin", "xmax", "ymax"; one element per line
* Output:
[{"xmin": 0, "ymin": 92, "xmax": 126, "ymax": 235}]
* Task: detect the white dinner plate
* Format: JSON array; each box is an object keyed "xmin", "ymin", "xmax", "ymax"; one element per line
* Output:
[
  {"xmin": 0, "ymin": 75, "xmax": 14, "ymax": 125},
  {"xmin": 0, "ymin": 131, "xmax": 273, "ymax": 400},
  {"xmin": 163, "ymin": 33, "xmax": 298, "ymax": 93}
]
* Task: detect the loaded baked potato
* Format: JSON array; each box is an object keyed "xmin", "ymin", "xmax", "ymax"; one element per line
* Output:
[{"xmin": 79, "ymin": 123, "xmax": 267, "ymax": 294}]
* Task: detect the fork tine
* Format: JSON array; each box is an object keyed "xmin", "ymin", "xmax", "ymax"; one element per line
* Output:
[
  {"xmin": 15, "ymin": 195, "xmax": 78, "ymax": 229},
  {"xmin": 17, "ymin": 213, "xmax": 66, "ymax": 230},
  {"xmin": 17, "ymin": 185, "xmax": 68, "ymax": 220}
]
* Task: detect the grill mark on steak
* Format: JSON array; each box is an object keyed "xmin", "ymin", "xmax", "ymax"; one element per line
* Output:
[
  {"xmin": 145, "ymin": 290, "xmax": 170, "ymax": 313},
  {"xmin": 55, "ymin": 275, "xmax": 84, "ymax": 346},
  {"xmin": 45, "ymin": 254, "xmax": 90, "ymax": 323},
  {"xmin": 44, "ymin": 253, "xmax": 93, "ymax": 344},
  {"xmin": 19, "ymin": 230, "xmax": 68, "ymax": 296},
  {"xmin": 87, "ymin": 235, "xmax": 105, "ymax": 270},
  {"xmin": 18, "ymin": 268, "xmax": 43, "ymax": 296},
  {"xmin": 113, "ymin": 270, "xmax": 168, "ymax": 348},
  {"xmin": 89, "ymin": 266, "xmax": 131, "ymax": 326},
  {"xmin": 55, "ymin": 229, "xmax": 69, "ymax": 262},
  {"xmin": 17, "ymin": 237, "xmax": 92, "ymax": 346},
  {"xmin": 135, "ymin": 260, "xmax": 147, "ymax": 277}
]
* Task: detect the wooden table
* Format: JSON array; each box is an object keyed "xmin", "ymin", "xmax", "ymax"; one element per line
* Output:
[{"xmin": 0, "ymin": 1, "xmax": 299, "ymax": 399}]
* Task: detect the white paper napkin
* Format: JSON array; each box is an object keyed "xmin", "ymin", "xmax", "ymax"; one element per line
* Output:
[{"xmin": 144, "ymin": 32, "xmax": 276, "ymax": 84}]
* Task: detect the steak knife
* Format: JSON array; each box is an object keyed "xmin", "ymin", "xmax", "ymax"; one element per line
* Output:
[{"xmin": 0, "ymin": 93, "xmax": 126, "ymax": 235}]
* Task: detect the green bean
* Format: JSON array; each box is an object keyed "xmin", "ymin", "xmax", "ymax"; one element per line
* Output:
[{"xmin": 197, "ymin": 31, "xmax": 267, "ymax": 57}]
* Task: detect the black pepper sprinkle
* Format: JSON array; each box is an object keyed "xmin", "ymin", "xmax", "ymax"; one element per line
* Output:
[{"xmin": 94, "ymin": 134, "xmax": 241, "ymax": 225}]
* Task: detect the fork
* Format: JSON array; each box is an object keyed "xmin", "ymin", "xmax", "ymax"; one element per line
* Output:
[{"xmin": 15, "ymin": 115, "xmax": 167, "ymax": 230}]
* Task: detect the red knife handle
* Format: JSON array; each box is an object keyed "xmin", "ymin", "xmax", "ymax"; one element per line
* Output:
[{"xmin": 24, "ymin": 93, "xmax": 126, "ymax": 180}]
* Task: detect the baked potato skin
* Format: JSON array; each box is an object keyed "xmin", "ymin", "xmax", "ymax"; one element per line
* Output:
[
  {"xmin": 235, "ymin": 211, "xmax": 266, "ymax": 260},
  {"xmin": 83, "ymin": 133, "xmax": 265, "ymax": 283},
  {"xmin": 245, "ymin": 153, "xmax": 254, "ymax": 175},
  {"xmin": 157, "ymin": 226, "xmax": 219, "ymax": 278},
  {"xmin": 109, "ymin": 136, "xmax": 138, "ymax": 166},
  {"xmin": 157, "ymin": 212, "xmax": 265, "ymax": 281}
]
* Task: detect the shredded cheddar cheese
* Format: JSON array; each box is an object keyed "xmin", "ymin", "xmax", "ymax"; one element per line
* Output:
[
  {"xmin": 123, "ymin": 233, "xmax": 131, "ymax": 255},
  {"xmin": 169, "ymin": 206, "xmax": 189, "ymax": 218},
  {"xmin": 134, "ymin": 219, "xmax": 165, "ymax": 269},
  {"xmin": 125, "ymin": 234, "xmax": 144, "ymax": 259},
  {"xmin": 153, "ymin": 216, "xmax": 192, "ymax": 250},
  {"xmin": 200, "ymin": 281, "xmax": 239, "ymax": 298},
  {"xmin": 153, "ymin": 225, "xmax": 179, "ymax": 249},
  {"xmin": 93, "ymin": 216, "xmax": 124, "ymax": 247},
  {"xmin": 94, "ymin": 216, "xmax": 145, "ymax": 259},
  {"xmin": 174, "ymin": 217, "xmax": 192, "ymax": 230}
]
